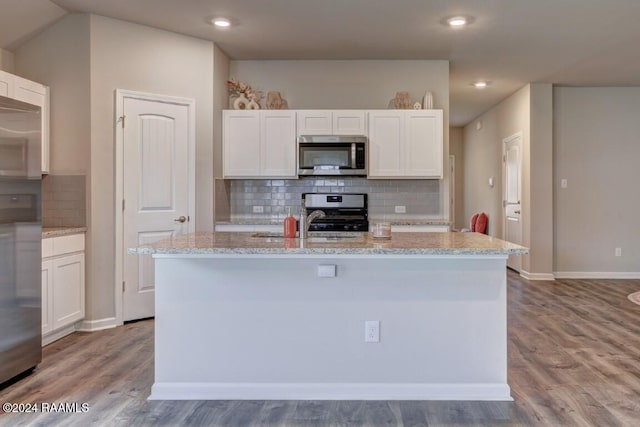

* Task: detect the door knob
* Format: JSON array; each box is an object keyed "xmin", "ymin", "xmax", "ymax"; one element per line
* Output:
[
  {"xmin": 174, "ymin": 216, "xmax": 187, "ymax": 223},
  {"xmin": 514, "ymin": 210, "xmax": 521, "ymax": 214}
]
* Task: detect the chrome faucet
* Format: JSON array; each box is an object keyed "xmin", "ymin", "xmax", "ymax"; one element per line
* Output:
[{"xmin": 299, "ymin": 200, "xmax": 326, "ymax": 239}]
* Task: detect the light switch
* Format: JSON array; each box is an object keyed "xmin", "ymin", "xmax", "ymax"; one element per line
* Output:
[
  {"xmin": 488, "ymin": 177, "xmax": 494, "ymax": 187},
  {"xmin": 317, "ymin": 264, "xmax": 336, "ymax": 277},
  {"xmin": 561, "ymin": 179, "xmax": 567, "ymax": 189}
]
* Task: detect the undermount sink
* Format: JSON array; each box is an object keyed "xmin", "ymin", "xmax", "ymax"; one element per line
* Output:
[{"xmin": 251, "ymin": 231, "xmax": 362, "ymax": 239}]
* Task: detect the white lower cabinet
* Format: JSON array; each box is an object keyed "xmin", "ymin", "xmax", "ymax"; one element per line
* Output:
[
  {"xmin": 41, "ymin": 233, "xmax": 85, "ymax": 345},
  {"xmin": 391, "ymin": 224, "xmax": 450, "ymax": 232},
  {"xmin": 214, "ymin": 224, "xmax": 281, "ymax": 233}
]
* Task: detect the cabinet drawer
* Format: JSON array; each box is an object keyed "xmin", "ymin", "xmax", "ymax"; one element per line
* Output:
[{"xmin": 43, "ymin": 233, "xmax": 85, "ymax": 258}]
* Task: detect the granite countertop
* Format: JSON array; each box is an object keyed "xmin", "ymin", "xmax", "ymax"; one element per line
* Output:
[
  {"xmin": 216, "ymin": 218, "xmax": 452, "ymax": 226},
  {"xmin": 42, "ymin": 226, "xmax": 87, "ymax": 238},
  {"xmin": 129, "ymin": 231, "xmax": 528, "ymax": 256}
]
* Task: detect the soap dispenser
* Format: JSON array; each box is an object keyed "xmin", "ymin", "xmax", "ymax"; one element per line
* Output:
[{"xmin": 283, "ymin": 207, "xmax": 296, "ymax": 238}]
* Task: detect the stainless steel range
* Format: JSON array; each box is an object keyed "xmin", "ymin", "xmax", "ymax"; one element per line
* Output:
[{"xmin": 302, "ymin": 193, "xmax": 368, "ymax": 232}]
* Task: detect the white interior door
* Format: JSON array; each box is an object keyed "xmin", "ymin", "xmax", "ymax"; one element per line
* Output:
[
  {"xmin": 503, "ymin": 133, "xmax": 522, "ymax": 272},
  {"xmin": 122, "ymin": 95, "xmax": 193, "ymax": 321}
]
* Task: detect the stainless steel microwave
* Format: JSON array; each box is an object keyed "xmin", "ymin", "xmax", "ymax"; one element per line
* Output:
[{"xmin": 298, "ymin": 135, "xmax": 367, "ymax": 176}]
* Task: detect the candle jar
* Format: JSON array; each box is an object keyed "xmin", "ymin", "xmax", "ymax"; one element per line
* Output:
[{"xmin": 371, "ymin": 222, "xmax": 391, "ymax": 239}]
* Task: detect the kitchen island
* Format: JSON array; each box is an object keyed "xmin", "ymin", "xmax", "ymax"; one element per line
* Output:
[{"xmin": 131, "ymin": 231, "xmax": 527, "ymax": 401}]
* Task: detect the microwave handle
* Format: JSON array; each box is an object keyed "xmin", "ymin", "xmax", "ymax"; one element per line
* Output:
[{"xmin": 351, "ymin": 143, "xmax": 356, "ymax": 169}]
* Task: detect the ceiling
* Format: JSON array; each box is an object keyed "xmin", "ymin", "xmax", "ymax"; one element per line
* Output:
[{"xmin": 2, "ymin": 0, "xmax": 640, "ymax": 126}]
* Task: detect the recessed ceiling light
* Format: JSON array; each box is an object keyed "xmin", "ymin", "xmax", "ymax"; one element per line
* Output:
[
  {"xmin": 442, "ymin": 15, "xmax": 475, "ymax": 28},
  {"xmin": 472, "ymin": 81, "xmax": 489, "ymax": 89},
  {"xmin": 211, "ymin": 17, "xmax": 231, "ymax": 28},
  {"xmin": 447, "ymin": 16, "xmax": 467, "ymax": 27}
]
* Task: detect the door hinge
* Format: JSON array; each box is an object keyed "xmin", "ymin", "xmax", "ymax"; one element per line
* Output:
[
  {"xmin": 122, "ymin": 199, "xmax": 125, "ymax": 211},
  {"xmin": 122, "ymin": 281, "xmax": 126, "ymax": 292}
]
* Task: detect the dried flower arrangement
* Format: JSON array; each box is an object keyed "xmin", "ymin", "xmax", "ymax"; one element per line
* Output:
[{"xmin": 227, "ymin": 79, "xmax": 262, "ymax": 102}]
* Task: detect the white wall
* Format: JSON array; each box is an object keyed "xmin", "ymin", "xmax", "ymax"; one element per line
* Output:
[
  {"xmin": 213, "ymin": 44, "xmax": 230, "ymax": 179},
  {"xmin": 0, "ymin": 48, "xmax": 14, "ymax": 72},
  {"xmin": 528, "ymin": 84, "xmax": 553, "ymax": 276},
  {"xmin": 88, "ymin": 15, "xmax": 214, "ymax": 320},
  {"xmin": 230, "ymin": 60, "xmax": 449, "ymax": 112},
  {"xmin": 463, "ymin": 84, "xmax": 554, "ymax": 278},
  {"xmin": 15, "ymin": 13, "xmax": 216, "ymax": 322},
  {"xmin": 554, "ymin": 87, "xmax": 640, "ymax": 275},
  {"xmin": 14, "ymin": 14, "xmax": 91, "ymax": 175},
  {"xmin": 449, "ymin": 127, "xmax": 465, "ymax": 229}
]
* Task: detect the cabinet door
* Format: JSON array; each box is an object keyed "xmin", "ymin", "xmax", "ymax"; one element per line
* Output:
[
  {"xmin": 296, "ymin": 111, "xmax": 332, "ymax": 136},
  {"xmin": 41, "ymin": 260, "xmax": 53, "ymax": 335},
  {"xmin": 261, "ymin": 111, "xmax": 296, "ymax": 177},
  {"xmin": 223, "ymin": 110, "xmax": 261, "ymax": 177},
  {"xmin": 333, "ymin": 110, "xmax": 366, "ymax": 135},
  {"xmin": 51, "ymin": 253, "xmax": 85, "ymax": 330},
  {"xmin": 368, "ymin": 111, "xmax": 404, "ymax": 177},
  {"xmin": 391, "ymin": 225, "xmax": 449, "ymax": 232},
  {"xmin": 12, "ymin": 76, "xmax": 46, "ymax": 106},
  {"xmin": 405, "ymin": 110, "xmax": 443, "ymax": 178},
  {"xmin": 11, "ymin": 76, "xmax": 50, "ymax": 174},
  {"xmin": 0, "ymin": 70, "xmax": 12, "ymax": 97}
]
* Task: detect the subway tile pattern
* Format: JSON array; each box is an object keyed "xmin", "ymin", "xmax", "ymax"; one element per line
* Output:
[
  {"xmin": 227, "ymin": 178, "xmax": 441, "ymax": 220},
  {"xmin": 42, "ymin": 175, "xmax": 86, "ymax": 227}
]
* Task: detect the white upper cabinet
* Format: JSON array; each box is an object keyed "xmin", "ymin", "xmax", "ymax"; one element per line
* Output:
[
  {"xmin": 223, "ymin": 110, "xmax": 297, "ymax": 178},
  {"xmin": 296, "ymin": 110, "xmax": 367, "ymax": 136},
  {"xmin": 261, "ymin": 110, "xmax": 297, "ymax": 177},
  {"xmin": 0, "ymin": 71, "xmax": 50, "ymax": 174},
  {"xmin": 404, "ymin": 110, "xmax": 443, "ymax": 178},
  {"xmin": 368, "ymin": 110, "xmax": 443, "ymax": 179},
  {"xmin": 224, "ymin": 110, "xmax": 260, "ymax": 177},
  {"xmin": 368, "ymin": 111, "xmax": 403, "ymax": 177},
  {"xmin": 0, "ymin": 70, "xmax": 11, "ymax": 97}
]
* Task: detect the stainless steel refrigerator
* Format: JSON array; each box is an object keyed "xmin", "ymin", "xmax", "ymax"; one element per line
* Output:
[{"xmin": 0, "ymin": 95, "xmax": 42, "ymax": 385}]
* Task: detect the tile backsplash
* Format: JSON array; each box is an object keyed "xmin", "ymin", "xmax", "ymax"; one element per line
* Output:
[
  {"xmin": 42, "ymin": 175, "xmax": 86, "ymax": 227},
  {"xmin": 221, "ymin": 178, "xmax": 441, "ymax": 221}
]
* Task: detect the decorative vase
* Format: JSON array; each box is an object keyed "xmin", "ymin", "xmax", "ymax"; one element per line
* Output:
[
  {"xmin": 391, "ymin": 91, "xmax": 412, "ymax": 109},
  {"xmin": 266, "ymin": 91, "xmax": 286, "ymax": 109},
  {"xmin": 233, "ymin": 93, "xmax": 249, "ymax": 110},
  {"xmin": 423, "ymin": 91, "xmax": 434, "ymax": 109}
]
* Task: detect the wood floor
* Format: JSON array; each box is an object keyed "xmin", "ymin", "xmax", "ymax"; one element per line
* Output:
[{"xmin": 1, "ymin": 270, "xmax": 640, "ymax": 426}]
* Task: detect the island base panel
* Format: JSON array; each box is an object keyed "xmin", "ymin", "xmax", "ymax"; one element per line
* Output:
[{"xmin": 150, "ymin": 256, "xmax": 511, "ymax": 401}]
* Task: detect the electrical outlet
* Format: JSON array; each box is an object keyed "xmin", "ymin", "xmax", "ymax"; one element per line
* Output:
[
  {"xmin": 252, "ymin": 206, "xmax": 264, "ymax": 214},
  {"xmin": 615, "ymin": 247, "xmax": 622, "ymax": 257},
  {"xmin": 365, "ymin": 320, "xmax": 380, "ymax": 343},
  {"xmin": 394, "ymin": 205, "xmax": 406, "ymax": 214}
]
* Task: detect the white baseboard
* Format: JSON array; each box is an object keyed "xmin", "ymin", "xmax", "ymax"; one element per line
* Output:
[
  {"xmin": 42, "ymin": 324, "xmax": 76, "ymax": 346},
  {"xmin": 554, "ymin": 272, "xmax": 640, "ymax": 279},
  {"xmin": 148, "ymin": 382, "xmax": 513, "ymax": 401},
  {"xmin": 77, "ymin": 317, "xmax": 119, "ymax": 332},
  {"xmin": 520, "ymin": 270, "xmax": 555, "ymax": 281}
]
